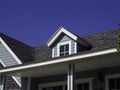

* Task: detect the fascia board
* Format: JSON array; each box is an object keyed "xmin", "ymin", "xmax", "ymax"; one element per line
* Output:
[{"xmin": 0, "ymin": 48, "xmax": 117, "ymax": 73}]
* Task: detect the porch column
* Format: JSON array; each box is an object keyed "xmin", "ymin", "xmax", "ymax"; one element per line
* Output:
[
  {"xmin": 1, "ymin": 75, "xmax": 6, "ymax": 90},
  {"xmin": 27, "ymin": 77, "xmax": 31, "ymax": 90},
  {"xmin": 67, "ymin": 64, "xmax": 75, "ymax": 90}
]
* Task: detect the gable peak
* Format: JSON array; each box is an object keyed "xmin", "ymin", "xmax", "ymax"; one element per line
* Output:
[{"xmin": 47, "ymin": 26, "xmax": 78, "ymax": 47}]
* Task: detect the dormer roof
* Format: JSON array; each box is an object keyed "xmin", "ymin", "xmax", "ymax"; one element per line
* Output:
[
  {"xmin": 47, "ymin": 27, "xmax": 78, "ymax": 47},
  {"xmin": 47, "ymin": 27, "xmax": 92, "ymax": 49}
]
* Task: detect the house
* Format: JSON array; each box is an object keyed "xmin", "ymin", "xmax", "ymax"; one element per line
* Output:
[{"xmin": 0, "ymin": 27, "xmax": 119, "ymax": 90}]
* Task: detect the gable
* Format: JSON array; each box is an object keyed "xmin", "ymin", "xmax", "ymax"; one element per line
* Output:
[
  {"xmin": 47, "ymin": 27, "xmax": 92, "ymax": 58},
  {"xmin": 47, "ymin": 27, "xmax": 78, "ymax": 47},
  {"xmin": 0, "ymin": 43, "xmax": 19, "ymax": 67},
  {"xmin": 52, "ymin": 34, "xmax": 77, "ymax": 57}
]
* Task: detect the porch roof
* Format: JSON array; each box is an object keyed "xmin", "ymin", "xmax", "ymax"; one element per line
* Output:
[{"xmin": 0, "ymin": 47, "xmax": 119, "ymax": 77}]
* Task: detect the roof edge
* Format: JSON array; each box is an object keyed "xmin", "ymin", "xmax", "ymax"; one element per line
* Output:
[{"xmin": 47, "ymin": 26, "xmax": 78, "ymax": 47}]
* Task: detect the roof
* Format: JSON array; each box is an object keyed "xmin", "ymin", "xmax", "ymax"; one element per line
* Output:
[
  {"xmin": 47, "ymin": 27, "xmax": 92, "ymax": 49},
  {"xmin": 82, "ymin": 29, "xmax": 119, "ymax": 51},
  {"xmin": 0, "ymin": 28, "xmax": 119, "ymax": 64},
  {"xmin": 0, "ymin": 33, "xmax": 34, "ymax": 63},
  {"xmin": 47, "ymin": 27, "xmax": 78, "ymax": 47}
]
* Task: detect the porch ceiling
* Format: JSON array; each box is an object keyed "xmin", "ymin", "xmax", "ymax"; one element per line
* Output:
[{"xmin": 4, "ymin": 52, "xmax": 120, "ymax": 78}]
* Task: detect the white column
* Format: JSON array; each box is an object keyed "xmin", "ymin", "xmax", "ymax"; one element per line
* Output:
[
  {"xmin": 1, "ymin": 75, "xmax": 6, "ymax": 90},
  {"xmin": 27, "ymin": 77, "xmax": 31, "ymax": 90},
  {"xmin": 67, "ymin": 64, "xmax": 75, "ymax": 90}
]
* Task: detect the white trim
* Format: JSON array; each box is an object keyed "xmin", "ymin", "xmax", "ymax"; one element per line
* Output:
[
  {"xmin": 0, "ymin": 37, "xmax": 22, "ymax": 64},
  {"xmin": 105, "ymin": 73, "xmax": 120, "ymax": 90},
  {"xmin": 0, "ymin": 59, "xmax": 6, "ymax": 67},
  {"xmin": 1, "ymin": 75, "xmax": 6, "ymax": 90},
  {"xmin": 52, "ymin": 48, "xmax": 55, "ymax": 58},
  {"xmin": 67, "ymin": 64, "xmax": 75, "ymax": 90},
  {"xmin": 38, "ymin": 78, "xmax": 93, "ymax": 90},
  {"xmin": 0, "ymin": 60, "xmax": 21, "ymax": 87},
  {"xmin": 0, "ymin": 48, "xmax": 117, "ymax": 73},
  {"xmin": 57, "ymin": 41, "xmax": 71, "ymax": 57},
  {"xmin": 74, "ymin": 42, "xmax": 77, "ymax": 53},
  {"xmin": 12, "ymin": 76, "xmax": 21, "ymax": 87},
  {"xmin": 76, "ymin": 78, "xmax": 93, "ymax": 90},
  {"xmin": 47, "ymin": 27, "xmax": 78, "ymax": 47}
]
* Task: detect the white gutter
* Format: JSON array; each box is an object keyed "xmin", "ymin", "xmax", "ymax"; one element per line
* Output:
[{"xmin": 0, "ymin": 48, "xmax": 118, "ymax": 73}]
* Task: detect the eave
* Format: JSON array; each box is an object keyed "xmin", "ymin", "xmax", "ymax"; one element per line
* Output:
[{"xmin": 0, "ymin": 47, "xmax": 118, "ymax": 75}]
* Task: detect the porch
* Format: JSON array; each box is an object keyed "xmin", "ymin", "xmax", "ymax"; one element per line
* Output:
[{"xmin": 0, "ymin": 48, "xmax": 120, "ymax": 90}]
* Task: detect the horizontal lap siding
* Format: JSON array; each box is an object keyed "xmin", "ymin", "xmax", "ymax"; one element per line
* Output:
[
  {"xmin": 0, "ymin": 43, "xmax": 21, "ymax": 90},
  {"xmin": 0, "ymin": 43, "xmax": 18, "ymax": 67},
  {"xmin": 53, "ymin": 35, "xmax": 76, "ymax": 57}
]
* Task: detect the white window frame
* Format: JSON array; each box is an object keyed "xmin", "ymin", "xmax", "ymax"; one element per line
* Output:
[
  {"xmin": 105, "ymin": 73, "xmax": 120, "ymax": 90},
  {"xmin": 57, "ymin": 41, "xmax": 71, "ymax": 57},
  {"xmin": 74, "ymin": 42, "xmax": 77, "ymax": 53},
  {"xmin": 38, "ymin": 77, "xmax": 93, "ymax": 90}
]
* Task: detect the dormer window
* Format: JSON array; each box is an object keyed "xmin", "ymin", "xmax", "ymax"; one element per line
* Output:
[
  {"xmin": 58, "ymin": 41, "xmax": 71, "ymax": 56},
  {"xmin": 47, "ymin": 27, "xmax": 91, "ymax": 58},
  {"xmin": 60, "ymin": 44, "xmax": 69, "ymax": 56}
]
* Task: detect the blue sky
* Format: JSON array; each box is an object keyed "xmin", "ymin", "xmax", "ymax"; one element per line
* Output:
[{"xmin": 0, "ymin": 0, "xmax": 120, "ymax": 46}]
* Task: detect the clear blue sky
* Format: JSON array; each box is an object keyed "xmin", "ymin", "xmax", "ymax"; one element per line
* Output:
[{"xmin": 0, "ymin": 0, "xmax": 120, "ymax": 47}]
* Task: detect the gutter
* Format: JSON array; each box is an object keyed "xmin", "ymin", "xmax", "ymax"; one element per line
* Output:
[{"xmin": 0, "ymin": 48, "xmax": 118, "ymax": 74}]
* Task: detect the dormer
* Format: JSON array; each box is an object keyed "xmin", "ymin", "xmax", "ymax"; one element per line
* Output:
[{"xmin": 47, "ymin": 27, "xmax": 92, "ymax": 58}]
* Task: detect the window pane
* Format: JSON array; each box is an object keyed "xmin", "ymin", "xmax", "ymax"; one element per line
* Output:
[
  {"xmin": 43, "ymin": 88, "xmax": 47, "ymax": 90},
  {"xmin": 65, "ymin": 52, "xmax": 69, "ymax": 55},
  {"xmin": 109, "ymin": 79, "xmax": 116, "ymax": 89},
  {"xmin": 48, "ymin": 87, "xmax": 52, "ymax": 90},
  {"xmin": 83, "ymin": 83, "xmax": 89, "ymax": 90},
  {"xmin": 60, "ymin": 53, "xmax": 64, "ymax": 56},
  {"xmin": 53, "ymin": 86, "xmax": 57, "ymax": 90},
  {"xmin": 58, "ymin": 86, "xmax": 63, "ymax": 90},
  {"xmin": 60, "ymin": 44, "xmax": 69, "ymax": 56},
  {"xmin": 60, "ymin": 46, "xmax": 64, "ymax": 52},
  {"xmin": 65, "ymin": 44, "xmax": 69, "ymax": 51},
  {"xmin": 117, "ymin": 78, "xmax": 120, "ymax": 89},
  {"xmin": 77, "ymin": 84, "xmax": 82, "ymax": 90}
]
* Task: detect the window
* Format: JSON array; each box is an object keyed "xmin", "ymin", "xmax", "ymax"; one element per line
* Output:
[
  {"xmin": 77, "ymin": 83, "xmax": 89, "ymax": 90},
  {"xmin": 105, "ymin": 74, "xmax": 120, "ymax": 90},
  {"xmin": 39, "ymin": 78, "xmax": 93, "ymax": 90},
  {"xmin": 60, "ymin": 44, "xmax": 69, "ymax": 56},
  {"xmin": 57, "ymin": 41, "xmax": 71, "ymax": 57},
  {"xmin": 109, "ymin": 78, "xmax": 120, "ymax": 90},
  {"xmin": 42, "ymin": 86, "xmax": 63, "ymax": 90},
  {"xmin": 41, "ymin": 83, "xmax": 89, "ymax": 90}
]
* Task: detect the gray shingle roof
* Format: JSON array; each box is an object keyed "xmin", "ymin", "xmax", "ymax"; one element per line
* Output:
[
  {"xmin": 34, "ymin": 45, "xmax": 52, "ymax": 62},
  {"xmin": 0, "ymin": 33, "xmax": 34, "ymax": 63},
  {"xmin": 0, "ymin": 29, "xmax": 119, "ymax": 64},
  {"xmin": 82, "ymin": 29, "xmax": 119, "ymax": 51}
]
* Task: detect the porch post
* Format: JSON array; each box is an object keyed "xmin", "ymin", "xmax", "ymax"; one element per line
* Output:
[
  {"xmin": 67, "ymin": 64, "xmax": 75, "ymax": 90},
  {"xmin": 27, "ymin": 77, "xmax": 31, "ymax": 90},
  {"xmin": 1, "ymin": 75, "xmax": 6, "ymax": 90}
]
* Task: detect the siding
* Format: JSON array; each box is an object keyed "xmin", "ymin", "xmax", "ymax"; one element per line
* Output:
[
  {"xmin": 0, "ymin": 43, "xmax": 18, "ymax": 66},
  {"xmin": 0, "ymin": 43, "xmax": 21, "ymax": 89},
  {"xmin": 53, "ymin": 35, "xmax": 76, "ymax": 57}
]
